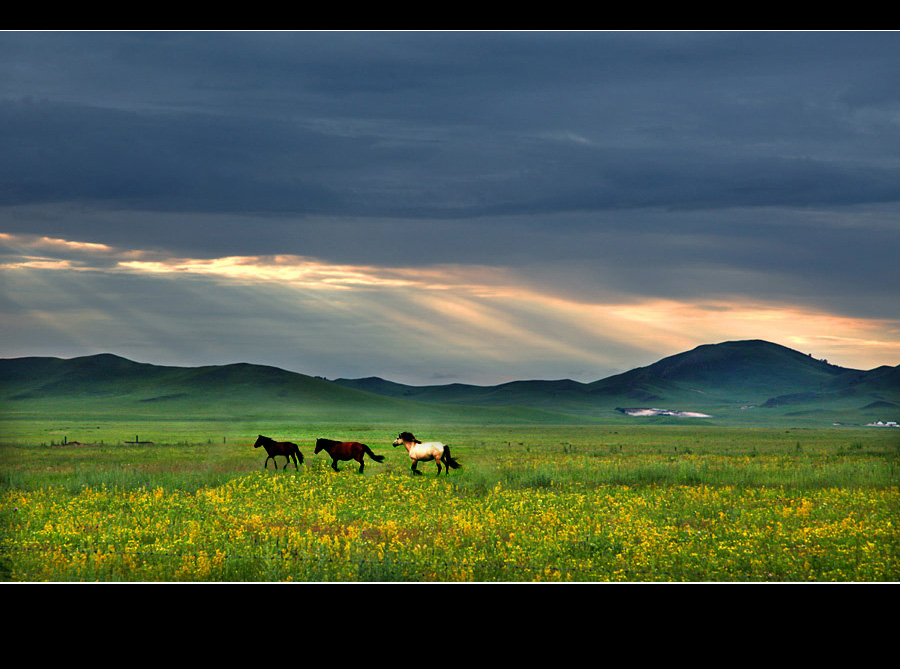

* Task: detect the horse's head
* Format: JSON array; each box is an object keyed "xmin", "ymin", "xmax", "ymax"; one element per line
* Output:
[
  {"xmin": 314, "ymin": 438, "xmax": 326, "ymax": 454},
  {"xmin": 253, "ymin": 435, "xmax": 266, "ymax": 448},
  {"xmin": 394, "ymin": 432, "xmax": 420, "ymax": 446}
]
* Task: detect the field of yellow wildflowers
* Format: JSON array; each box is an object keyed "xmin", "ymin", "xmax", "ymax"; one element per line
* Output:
[{"xmin": 2, "ymin": 424, "xmax": 897, "ymax": 581}]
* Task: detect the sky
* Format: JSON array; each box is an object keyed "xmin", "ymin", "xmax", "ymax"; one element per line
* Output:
[{"xmin": 1, "ymin": 30, "xmax": 899, "ymax": 385}]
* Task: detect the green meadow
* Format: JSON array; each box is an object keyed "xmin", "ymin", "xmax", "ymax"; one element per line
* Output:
[
  {"xmin": 2, "ymin": 347, "xmax": 898, "ymax": 581},
  {"xmin": 2, "ymin": 419, "xmax": 898, "ymax": 582}
]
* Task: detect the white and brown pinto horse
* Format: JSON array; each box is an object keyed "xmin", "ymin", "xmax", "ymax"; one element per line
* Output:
[{"xmin": 392, "ymin": 431, "xmax": 461, "ymax": 476}]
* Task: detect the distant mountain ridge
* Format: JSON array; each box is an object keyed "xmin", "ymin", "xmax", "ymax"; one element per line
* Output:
[
  {"xmin": 2, "ymin": 340, "xmax": 898, "ymax": 425},
  {"xmin": 332, "ymin": 340, "xmax": 899, "ymax": 422},
  {"xmin": 0, "ymin": 351, "xmax": 577, "ymax": 424}
]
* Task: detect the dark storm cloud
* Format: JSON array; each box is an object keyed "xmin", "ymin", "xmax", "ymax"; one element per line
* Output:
[
  {"xmin": 3, "ymin": 95, "xmax": 898, "ymax": 220},
  {"xmin": 0, "ymin": 98, "xmax": 348, "ymax": 211},
  {"xmin": 2, "ymin": 30, "xmax": 900, "ymax": 380},
  {"xmin": 3, "ymin": 31, "xmax": 900, "ymax": 224}
]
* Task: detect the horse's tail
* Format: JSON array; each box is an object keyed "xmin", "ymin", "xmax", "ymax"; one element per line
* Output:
[
  {"xmin": 292, "ymin": 443, "xmax": 304, "ymax": 465},
  {"xmin": 361, "ymin": 443, "xmax": 385, "ymax": 463},
  {"xmin": 442, "ymin": 446, "xmax": 461, "ymax": 469}
]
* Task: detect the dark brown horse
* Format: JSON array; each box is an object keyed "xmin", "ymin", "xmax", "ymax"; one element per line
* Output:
[
  {"xmin": 254, "ymin": 434, "xmax": 304, "ymax": 471},
  {"xmin": 314, "ymin": 438, "xmax": 385, "ymax": 473}
]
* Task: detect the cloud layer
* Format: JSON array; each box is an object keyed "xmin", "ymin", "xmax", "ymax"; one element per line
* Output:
[
  {"xmin": 2, "ymin": 32, "xmax": 899, "ymax": 382},
  {"xmin": 2, "ymin": 232, "xmax": 897, "ymax": 383}
]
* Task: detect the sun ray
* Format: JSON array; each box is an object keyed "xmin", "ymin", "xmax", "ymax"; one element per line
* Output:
[{"xmin": 2, "ymin": 232, "xmax": 898, "ymax": 376}]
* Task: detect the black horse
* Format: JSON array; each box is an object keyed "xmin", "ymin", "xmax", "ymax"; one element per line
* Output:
[
  {"xmin": 314, "ymin": 438, "xmax": 385, "ymax": 473},
  {"xmin": 254, "ymin": 434, "xmax": 304, "ymax": 471}
]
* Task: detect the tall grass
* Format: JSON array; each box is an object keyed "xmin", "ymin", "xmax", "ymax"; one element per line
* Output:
[
  {"xmin": 2, "ymin": 424, "xmax": 898, "ymax": 581},
  {"xmin": 3, "ymin": 424, "xmax": 898, "ymax": 492}
]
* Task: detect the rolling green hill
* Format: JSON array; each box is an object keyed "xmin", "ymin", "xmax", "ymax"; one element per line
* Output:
[
  {"xmin": 334, "ymin": 340, "xmax": 899, "ymax": 425},
  {"xmin": 2, "ymin": 340, "xmax": 898, "ymax": 428},
  {"xmin": 0, "ymin": 353, "xmax": 582, "ymax": 426}
]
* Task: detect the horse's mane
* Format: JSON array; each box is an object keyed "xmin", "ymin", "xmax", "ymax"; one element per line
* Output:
[
  {"xmin": 399, "ymin": 431, "xmax": 422, "ymax": 444},
  {"xmin": 316, "ymin": 438, "xmax": 341, "ymax": 446}
]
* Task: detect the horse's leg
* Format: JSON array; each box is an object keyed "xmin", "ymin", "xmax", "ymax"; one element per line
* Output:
[
  {"xmin": 411, "ymin": 460, "xmax": 422, "ymax": 475},
  {"xmin": 436, "ymin": 459, "xmax": 442, "ymax": 475},
  {"xmin": 264, "ymin": 456, "xmax": 271, "ymax": 470},
  {"xmin": 331, "ymin": 459, "xmax": 339, "ymax": 472},
  {"xmin": 292, "ymin": 453, "xmax": 299, "ymax": 470},
  {"xmin": 358, "ymin": 457, "xmax": 365, "ymax": 474}
]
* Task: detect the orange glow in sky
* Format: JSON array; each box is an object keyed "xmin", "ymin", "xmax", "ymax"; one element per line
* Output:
[{"xmin": 2, "ymin": 232, "xmax": 898, "ymax": 373}]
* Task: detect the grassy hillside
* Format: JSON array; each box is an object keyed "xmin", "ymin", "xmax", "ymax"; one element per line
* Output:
[
  {"xmin": 333, "ymin": 377, "xmax": 599, "ymax": 412},
  {"xmin": 0, "ymin": 354, "xmax": 589, "ymax": 439},
  {"xmin": 336, "ymin": 341, "xmax": 899, "ymax": 425},
  {"xmin": 2, "ymin": 341, "xmax": 898, "ymax": 435},
  {"xmin": 588, "ymin": 340, "xmax": 846, "ymax": 399}
]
